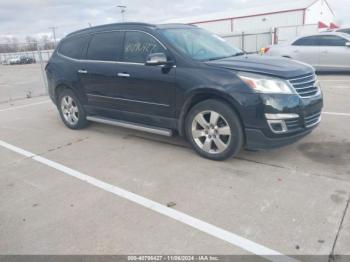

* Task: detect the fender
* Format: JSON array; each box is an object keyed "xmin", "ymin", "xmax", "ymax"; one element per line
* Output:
[{"xmin": 177, "ymin": 87, "xmax": 245, "ymax": 136}]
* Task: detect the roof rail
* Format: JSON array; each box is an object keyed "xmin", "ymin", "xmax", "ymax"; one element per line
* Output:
[{"xmin": 67, "ymin": 22, "xmax": 156, "ymax": 37}]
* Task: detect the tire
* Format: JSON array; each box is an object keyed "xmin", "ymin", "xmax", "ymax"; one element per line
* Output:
[
  {"xmin": 185, "ymin": 99, "xmax": 244, "ymax": 161},
  {"xmin": 57, "ymin": 88, "xmax": 89, "ymax": 130}
]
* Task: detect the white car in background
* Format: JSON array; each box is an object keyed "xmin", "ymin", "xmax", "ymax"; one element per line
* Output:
[
  {"xmin": 8, "ymin": 56, "xmax": 21, "ymax": 65},
  {"xmin": 264, "ymin": 32, "xmax": 350, "ymax": 72}
]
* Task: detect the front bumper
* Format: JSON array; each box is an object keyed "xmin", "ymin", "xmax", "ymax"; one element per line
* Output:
[
  {"xmin": 245, "ymin": 126, "xmax": 316, "ymax": 150},
  {"xmin": 239, "ymin": 92, "xmax": 323, "ymax": 150}
]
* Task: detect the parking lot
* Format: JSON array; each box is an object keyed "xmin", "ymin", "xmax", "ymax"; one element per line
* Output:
[{"xmin": 0, "ymin": 64, "xmax": 349, "ymax": 261}]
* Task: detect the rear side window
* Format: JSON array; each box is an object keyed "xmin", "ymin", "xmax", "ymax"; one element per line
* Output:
[
  {"xmin": 87, "ymin": 31, "xmax": 124, "ymax": 61},
  {"xmin": 59, "ymin": 36, "xmax": 88, "ymax": 59},
  {"xmin": 293, "ymin": 35, "xmax": 347, "ymax": 46},
  {"xmin": 123, "ymin": 31, "xmax": 165, "ymax": 63},
  {"xmin": 318, "ymin": 35, "xmax": 347, "ymax": 46}
]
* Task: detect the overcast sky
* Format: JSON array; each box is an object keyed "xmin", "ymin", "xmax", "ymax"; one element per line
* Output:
[{"xmin": 0, "ymin": 0, "xmax": 349, "ymax": 41}]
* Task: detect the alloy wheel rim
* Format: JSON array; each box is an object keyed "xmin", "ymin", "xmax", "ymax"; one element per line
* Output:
[
  {"xmin": 61, "ymin": 95, "xmax": 79, "ymax": 125},
  {"xmin": 191, "ymin": 110, "xmax": 231, "ymax": 154}
]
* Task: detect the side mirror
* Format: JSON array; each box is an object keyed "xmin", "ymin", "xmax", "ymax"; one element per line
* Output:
[
  {"xmin": 346, "ymin": 42, "xmax": 350, "ymax": 47},
  {"xmin": 145, "ymin": 53, "xmax": 169, "ymax": 66}
]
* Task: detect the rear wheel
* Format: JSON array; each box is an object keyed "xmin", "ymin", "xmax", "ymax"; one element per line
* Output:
[
  {"xmin": 57, "ymin": 89, "xmax": 89, "ymax": 130},
  {"xmin": 185, "ymin": 99, "xmax": 244, "ymax": 161}
]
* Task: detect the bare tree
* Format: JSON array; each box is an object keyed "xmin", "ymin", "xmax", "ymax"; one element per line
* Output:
[{"xmin": 25, "ymin": 36, "xmax": 38, "ymax": 51}]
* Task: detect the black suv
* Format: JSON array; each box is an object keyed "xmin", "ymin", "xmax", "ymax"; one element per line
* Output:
[{"xmin": 46, "ymin": 23, "xmax": 323, "ymax": 160}]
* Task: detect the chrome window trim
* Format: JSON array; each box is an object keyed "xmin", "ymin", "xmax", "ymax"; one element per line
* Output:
[
  {"xmin": 57, "ymin": 29, "xmax": 169, "ymax": 65},
  {"xmin": 87, "ymin": 94, "xmax": 170, "ymax": 108}
]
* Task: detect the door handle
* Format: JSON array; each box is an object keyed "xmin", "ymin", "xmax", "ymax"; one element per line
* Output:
[
  {"xmin": 78, "ymin": 69, "xmax": 88, "ymax": 74},
  {"xmin": 117, "ymin": 73, "xmax": 130, "ymax": 78}
]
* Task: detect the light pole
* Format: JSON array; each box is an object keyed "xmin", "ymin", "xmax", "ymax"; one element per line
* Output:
[
  {"xmin": 48, "ymin": 26, "xmax": 58, "ymax": 47},
  {"xmin": 117, "ymin": 5, "xmax": 127, "ymax": 22}
]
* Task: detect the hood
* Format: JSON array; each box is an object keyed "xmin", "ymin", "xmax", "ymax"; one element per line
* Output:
[{"xmin": 205, "ymin": 54, "xmax": 314, "ymax": 79}]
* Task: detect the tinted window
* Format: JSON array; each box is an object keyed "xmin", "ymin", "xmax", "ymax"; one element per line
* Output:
[
  {"xmin": 293, "ymin": 35, "xmax": 347, "ymax": 46},
  {"xmin": 123, "ymin": 31, "xmax": 165, "ymax": 63},
  {"xmin": 87, "ymin": 31, "xmax": 123, "ymax": 61},
  {"xmin": 318, "ymin": 35, "xmax": 347, "ymax": 46},
  {"xmin": 338, "ymin": 29, "xmax": 350, "ymax": 35},
  {"xmin": 59, "ymin": 36, "xmax": 88, "ymax": 59},
  {"xmin": 293, "ymin": 36, "xmax": 319, "ymax": 46}
]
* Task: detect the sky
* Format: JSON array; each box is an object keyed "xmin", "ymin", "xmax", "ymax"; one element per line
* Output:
[{"xmin": 0, "ymin": 0, "xmax": 349, "ymax": 41}]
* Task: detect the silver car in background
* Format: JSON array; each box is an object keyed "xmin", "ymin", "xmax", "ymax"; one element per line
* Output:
[
  {"xmin": 265, "ymin": 32, "xmax": 350, "ymax": 72},
  {"xmin": 337, "ymin": 28, "xmax": 350, "ymax": 35}
]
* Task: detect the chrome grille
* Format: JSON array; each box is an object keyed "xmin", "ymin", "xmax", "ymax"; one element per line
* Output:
[
  {"xmin": 304, "ymin": 111, "xmax": 322, "ymax": 128},
  {"xmin": 289, "ymin": 73, "xmax": 319, "ymax": 98}
]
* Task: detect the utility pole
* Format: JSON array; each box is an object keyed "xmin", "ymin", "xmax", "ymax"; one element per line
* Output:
[
  {"xmin": 117, "ymin": 5, "xmax": 127, "ymax": 22},
  {"xmin": 48, "ymin": 26, "xmax": 58, "ymax": 47}
]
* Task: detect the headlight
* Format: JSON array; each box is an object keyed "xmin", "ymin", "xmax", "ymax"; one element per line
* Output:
[{"xmin": 238, "ymin": 72, "xmax": 295, "ymax": 94}]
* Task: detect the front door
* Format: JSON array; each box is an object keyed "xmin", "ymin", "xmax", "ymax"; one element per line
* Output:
[
  {"xmin": 291, "ymin": 36, "xmax": 321, "ymax": 67},
  {"xmin": 113, "ymin": 31, "xmax": 176, "ymax": 119}
]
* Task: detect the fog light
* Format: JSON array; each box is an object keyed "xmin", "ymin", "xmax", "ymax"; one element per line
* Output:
[
  {"xmin": 265, "ymin": 113, "xmax": 300, "ymax": 133},
  {"xmin": 267, "ymin": 119, "xmax": 288, "ymax": 134}
]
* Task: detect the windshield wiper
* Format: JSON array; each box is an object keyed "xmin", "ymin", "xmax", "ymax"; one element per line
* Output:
[
  {"xmin": 205, "ymin": 52, "xmax": 246, "ymax": 61},
  {"xmin": 233, "ymin": 52, "xmax": 246, "ymax": 56},
  {"xmin": 205, "ymin": 56, "xmax": 229, "ymax": 61}
]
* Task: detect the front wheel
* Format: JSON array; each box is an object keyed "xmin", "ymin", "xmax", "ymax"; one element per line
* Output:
[{"xmin": 185, "ymin": 99, "xmax": 244, "ymax": 161}]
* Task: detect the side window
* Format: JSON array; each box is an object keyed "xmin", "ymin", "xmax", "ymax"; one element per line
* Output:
[
  {"xmin": 293, "ymin": 36, "xmax": 319, "ymax": 46},
  {"xmin": 319, "ymin": 35, "xmax": 347, "ymax": 46},
  {"xmin": 338, "ymin": 29, "xmax": 350, "ymax": 35},
  {"xmin": 87, "ymin": 31, "xmax": 124, "ymax": 61},
  {"xmin": 59, "ymin": 35, "xmax": 88, "ymax": 59},
  {"xmin": 123, "ymin": 31, "xmax": 165, "ymax": 63}
]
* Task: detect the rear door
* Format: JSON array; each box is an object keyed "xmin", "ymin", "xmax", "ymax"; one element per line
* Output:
[
  {"xmin": 318, "ymin": 35, "xmax": 350, "ymax": 70},
  {"xmin": 290, "ymin": 36, "xmax": 321, "ymax": 67},
  {"xmin": 79, "ymin": 31, "xmax": 125, "ymax": 109}
]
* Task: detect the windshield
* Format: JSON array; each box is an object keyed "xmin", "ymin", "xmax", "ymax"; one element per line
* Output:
[{"xmin": 160, "ymin": 28, "xmax": 243, "ymax": 61}]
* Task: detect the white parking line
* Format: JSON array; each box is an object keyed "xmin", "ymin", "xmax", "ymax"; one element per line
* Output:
[
  {"xmin": 0, "ymin": 139, "xmax": 296, "ymax": 262},
  {"xmin": 0, "ymin": 100, "xmax": 50, "ymax": 112},
  {"xmin": 323, "ymin": 111, "xmax": 350, "ymax": 117}
]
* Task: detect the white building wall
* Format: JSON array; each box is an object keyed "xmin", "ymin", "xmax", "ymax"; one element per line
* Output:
[
  {"xmin": 194, "ymin": 20, "xmax": 232, "ymax": 35},
  {"xmin": 304, "ymin": 0, "xmax": 334, "ymax": 24},
  {"xmin": 233, "ymin": 10, "xmax": 304, "ymax": 32},
  {"xmin": 193, "ymin": 10, "xmax": 304, "ymax": 35}
]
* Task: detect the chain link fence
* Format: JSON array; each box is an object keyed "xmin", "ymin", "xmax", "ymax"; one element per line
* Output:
[
  {"xmin": 275, "ymin": 24, "xmax": 319, "ymax": 43},
  {"xmin": 0, "ymin": 42, "xmax": 51, "ymax": 104},
  {"xmin": 219, "ymin": 23, "xmax": 320, "ymax": 53},
  {"xmin": 220, "ymin": 31, "xmax": 273, "ymax": 53}
]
